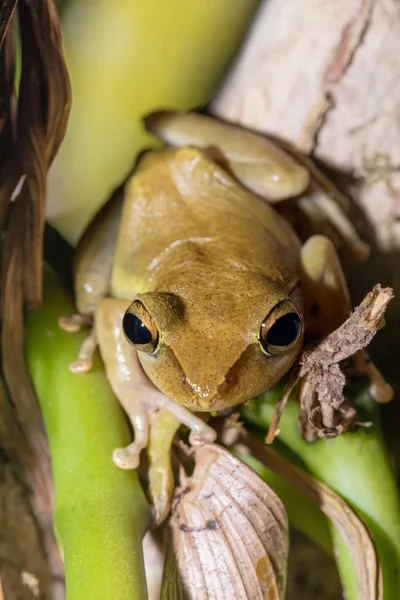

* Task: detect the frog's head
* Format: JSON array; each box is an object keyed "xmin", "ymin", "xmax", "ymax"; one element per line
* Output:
[{"xmin": 122, "ymin": 286, "xmax": 303, "ymax": 412}]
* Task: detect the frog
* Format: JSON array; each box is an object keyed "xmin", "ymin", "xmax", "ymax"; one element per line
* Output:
[{"xmin": 61, "ymin": 111, "xmax": 390, "ymax": 524}]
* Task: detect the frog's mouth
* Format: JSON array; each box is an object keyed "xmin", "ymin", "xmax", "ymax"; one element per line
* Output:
[
  {"xmin": 139, "ymin": 340, "xmax": 299, "ymax": 412},
  {"xmin": 172, "ymin": 345, "xmax": 258, "ymax": 412},
  {"xmin": 166, "ymin": 345, "xmax": 262, "ymax": 412},
  {"xmin": 181, "ymin": 342, "xmax": 299, "ymax": 412},
  {"xmin": 139, "ymin": 345, "xmax": 245, "ymax": 412}
]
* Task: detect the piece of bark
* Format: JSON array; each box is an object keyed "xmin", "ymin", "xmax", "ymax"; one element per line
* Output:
[
  {"xmin": 0, "ymin": 458, "xmax": 56, "ymax": 600},
  {"xmin": 212, "ymin": 0, "xmax": 400, "ymax": 252},
  {"xmin": 266, "ymin": 285, "xmax": 393, "ymax": 443},
  {"xmin": 0, "ymin": 377, "xmax": 64, "ymax": 600},
  {"xmin": 212, "ymin": 1, "xmax": 374, "ymax": 154}
]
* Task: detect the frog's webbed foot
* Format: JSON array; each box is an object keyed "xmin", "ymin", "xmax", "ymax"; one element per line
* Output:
[
  {"xmin": 142, "ymin": 389, "xmax": 217, "ymax": 446},
  {"xmin": 59, "ymin": 314, "xmax": 97, "ymax": 374},
  {"xmin": 69, "ymin": 327, "xmax": 97, "ymax": 374},
  {"xmin": 111, "ymin": 383, "xmax": 216, "ymax": 471},
  {"xmin": 111, "ymin": 384, "xmax": 216, "ymax": 526},
  {"xmin": 112, "ymin": 400, "xmax": 150, "ymax": 469}
]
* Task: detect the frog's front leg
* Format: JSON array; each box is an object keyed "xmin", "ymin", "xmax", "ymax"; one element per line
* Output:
[
  {"xmin": 95, "ymin": 298, "xmax": 217, "ymax": 471},
  {"xmin": 59, "ymin": 186, "xmax": 124, "ymax": 372}
]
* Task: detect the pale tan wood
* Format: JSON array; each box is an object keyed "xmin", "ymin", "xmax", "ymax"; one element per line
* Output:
[{"xmin": 212, "ymin": 0, "xmax": 400, "ymax": 251}]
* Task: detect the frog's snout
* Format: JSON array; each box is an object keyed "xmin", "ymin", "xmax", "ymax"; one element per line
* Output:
[{"xmin": 139, "ymin": 334, "xmax": 300, "ymax": 413}]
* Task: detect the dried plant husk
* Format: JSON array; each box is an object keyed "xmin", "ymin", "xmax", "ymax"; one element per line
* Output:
[
  {"xmin": 240, "ymin": 438, "xmax": 383, "ymax": 600},
  {"xmin": 266, "ymin": 285, "xmax": 393, "ymax": 443},
  {"xmin": 166, "ymin": 444, "xmax": 288, "ymax": 600},
  {"xmin": 0, "ymin": 0, "xmax": 70, "ymax": 592},
  {"xmin": 0, "ymin": 1, "xmax": 16, "ymax": 49}
]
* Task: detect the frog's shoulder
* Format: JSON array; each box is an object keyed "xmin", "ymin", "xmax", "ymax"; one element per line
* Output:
[{"xmin": 111, "ymin": 147, "xmax": 299, "ymax": 299}]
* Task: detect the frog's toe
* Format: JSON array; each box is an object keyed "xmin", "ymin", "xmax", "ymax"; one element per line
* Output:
[
  {"xmin": 59, "ymin": 314, "xmax": 92, "ymax": 333},
  {"xmin": 69, "ymin": 358, "xmax": 93, "ymax": 374},
  {"xmin": 113, "ymin": 445, "xmax": 141, "ymax": 469},
  {"xmin": 189, "ymin": 425, "xmax": 217, "ymax": 446},
  {"xmin": 69, "ymin": 328, "xmax": 98, "ymax": 375}
]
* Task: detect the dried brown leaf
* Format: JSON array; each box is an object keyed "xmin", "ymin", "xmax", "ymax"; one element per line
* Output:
[
  {"xmin": 299, "ymin": 284, "xmax": 393, "ymax": 440},
  {"xmin": 0, "ymin": 18, "xmax": 17, "ymax": 229},
  {"xmin": 16, "ymin": 0, "xmax": 71, "ymax": 307},
  {"xmin": 0, "ymin": 0, "xmax": 70, "ymax": 591},
  {"xmin": 0, "ymin": 451, "xmax": 60, "ymax": 600},
  {"xmin": 243, "ymin": 437, "xmax": 383, "ymax": 600},
  {"xmin": 169, "ymin": 444, "xmax": 288, "ymax": 600},
  {"xmin": 267, "ymin": 285, "xmax": 393, "ymax": 443},
  {"xmin": 0, "ymin": 1, "xmax": 17, "ymax": 50},
  {"xmin": 300, "ymin": 284, "xmax": 393, "ymax": 368}
]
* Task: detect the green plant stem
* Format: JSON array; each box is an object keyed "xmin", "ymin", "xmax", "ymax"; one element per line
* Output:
[
  {"xmin": 242, "ymin": 391, "xmax": 400, "ymax": 600},
  {"xmin": 27, "ymin": 267, "xmax": 150, "ymax": 600}
]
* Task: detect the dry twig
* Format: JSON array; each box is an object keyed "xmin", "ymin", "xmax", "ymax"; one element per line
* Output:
[{"xmin": 267, "ymin": 285, "xmax": 393, "ymax": 443}]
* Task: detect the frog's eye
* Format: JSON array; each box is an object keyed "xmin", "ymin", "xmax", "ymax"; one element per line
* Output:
[
  {"xmin": 259, "ymin": 300, "xmax": 302, "ymax": 356},
  {"xmin": 123, "ymin": 301, "xmax": 159, "ymax": 353}
]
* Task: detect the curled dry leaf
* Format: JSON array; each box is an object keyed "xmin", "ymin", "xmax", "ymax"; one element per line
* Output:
[
  {"xmin": 267, "ymin": 285, "xmax": 394, "ymax": 443},
  {"xmin": 12, "ymin": 0, "xmax": 71, "ymax": 307},
  {"xmin": 298, "ymin": 284, "xmax": 393, "ymax": 440},
  {"xmin": 0, "ymin": 1, "xmax": 17, "ymax": 49},
  {"xmin": 242, "ymin": 437, "xmax": 383, "ymax": 600},
  {"xmin": 0, "ymin": 0, "xmax": 70, "ymax": 592},
  {"xmin": 168, "ymin": 443, "xmax": 288, "ymax": 600}
]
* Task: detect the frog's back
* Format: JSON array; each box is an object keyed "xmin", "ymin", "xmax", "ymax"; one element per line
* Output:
[{"xmin": 111, "ymin": 147, "xmax": 301, "ymax": 299}]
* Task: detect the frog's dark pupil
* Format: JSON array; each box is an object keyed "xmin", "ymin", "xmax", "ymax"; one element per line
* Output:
[
  {"xmin": 266, "ymin": 312, "xmax": 301, "ymax": 346},
  {"xmin": 123, "ymin": 313, "xmax": 152, "ymax": 345}
]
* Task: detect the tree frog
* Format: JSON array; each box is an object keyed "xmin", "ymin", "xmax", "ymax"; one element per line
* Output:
[{"xmin": 62, "ymin": 111, "xmax": 381, "ymax": 523}]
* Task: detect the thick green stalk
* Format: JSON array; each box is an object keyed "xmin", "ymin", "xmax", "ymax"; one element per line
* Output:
[
  {"xmin": 26, "ymin": 267, "xmax": 150, "ymax": 600},
  {"xmin": 242, "ymin": 390, "xmax": 400, "ymax": 600}
]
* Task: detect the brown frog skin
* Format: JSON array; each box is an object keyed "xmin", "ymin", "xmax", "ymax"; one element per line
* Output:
[
  {"xmin": 62, "ymin": 112, "xmax": 356, "ymax": 523},
  {"xmin": 111, "ymin": 147, "xmax": 304, "ymax": 412}
]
